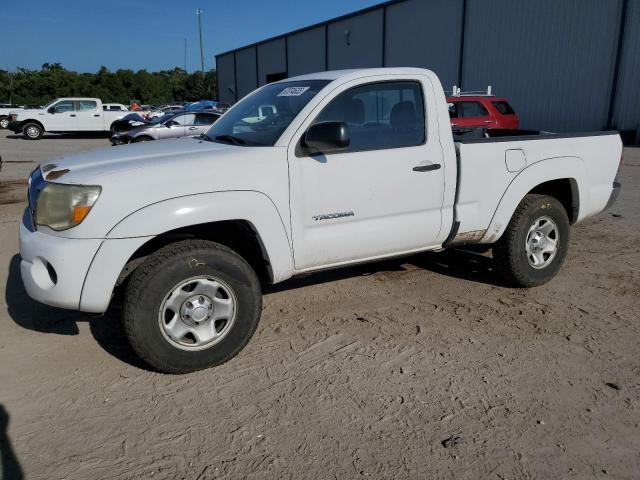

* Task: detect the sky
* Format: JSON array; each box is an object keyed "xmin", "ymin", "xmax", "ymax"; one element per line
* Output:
[{"xmin": 0, "ymin": 0, "xmax": 383, "ymax": 73}]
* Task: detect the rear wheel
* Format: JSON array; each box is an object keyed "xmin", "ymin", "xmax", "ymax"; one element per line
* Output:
[
  {"xmin": 123, "ymin": 240, "xmax": 262, "ymax": 373},
  {"xmin": 23, "ymin": 122, "xmax": 44, "ymax": 140},
  {"xmin": 493, "ymin": 194, "xmax": 570, "ymax": 287},
  {"xmin": 0, "ymin": 116, "xmax": 8, "ymax": 129}
]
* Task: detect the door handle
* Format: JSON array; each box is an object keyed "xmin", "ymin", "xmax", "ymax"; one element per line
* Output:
[
  {"xmin": 188, "ymin": 126, "xmax": 198, "ymax": 130},
  {"xmin": 70, "ymin": 114, "xmax": 76, "ymax": 117},
  {"xmin": 94, "ymin": 114, "xmax": 101, "ymax": 117},
  {"xmin": 413, "ymin": 164, "xmax": 441, "ymax": 172}
]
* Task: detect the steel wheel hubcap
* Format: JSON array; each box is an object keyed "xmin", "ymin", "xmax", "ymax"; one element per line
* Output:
[
  {"xmin": 0, "ymin": 119, "xmax": 8, "ymax": 127},
  {"xmin": 26, "ymin": 127, "xmax": 39, "ymax": 137},
  {"xmin": 525, "ymin": 216, "xmax": 559, "ymax": 269},
  {"xmin": 158, "ymin": 276, "xmax": 237, "ymax": 351}
]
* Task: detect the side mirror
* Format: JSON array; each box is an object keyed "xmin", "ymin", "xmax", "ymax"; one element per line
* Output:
[
  {"xmin": 302, "ymin": 121, "xmax": 349, "ymax": 154},
  {"xmin": 48, "ymin": 107, "xmax": 55, "ymax": 114},
  {"xmin": 165, "ymin": 120, "xmax": 176, "ymax": 127}
]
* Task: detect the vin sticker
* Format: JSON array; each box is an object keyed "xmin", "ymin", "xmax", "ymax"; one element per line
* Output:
[{"xmin": 277, "ymin": 86, "xmax": 310, "ymax": 97}]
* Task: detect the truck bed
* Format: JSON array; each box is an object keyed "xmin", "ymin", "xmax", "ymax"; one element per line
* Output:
[{"xmin": 452, "ymin": 130, "xmax": 622, "ymax": 244}]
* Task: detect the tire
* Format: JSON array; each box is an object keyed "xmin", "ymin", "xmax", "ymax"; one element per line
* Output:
[
  {"xmin": 23, "ymin": 122, "xmax": 44, "ymax": 140},
  {"xmin": 0, "ymin": 117, "xmax": 8, "ymax": 129},
  {"xmin": 134, "ymin": 136, "xmax": 153, "ymax": 142},
  {"xmin": 493, "ymin": 194, "xmax": 570, "ymax": 287},
  {"xmin": 123, "ymin": 240, "xmax": 262, "ymax": 373}
]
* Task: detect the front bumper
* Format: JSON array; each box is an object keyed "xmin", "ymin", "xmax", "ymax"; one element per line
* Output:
[
  {"xmin": 110, "ymin": 134, "xmax": 131, "ymax": 146},
  {"xmin": 19, "ymin": 210, "xmax": 152, "ymax": 313},
  {"xmin": 7, "ymin": 121, "xmax": 21, "ymax": 133},
  {"xmin": 19, "ymin": 213, "xmax": 103, "ymax": 311}
]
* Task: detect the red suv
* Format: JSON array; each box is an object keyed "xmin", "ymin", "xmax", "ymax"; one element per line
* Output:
[{"xmin": 447, "ymin": 96, "xmax": 519, "ymax": 130}]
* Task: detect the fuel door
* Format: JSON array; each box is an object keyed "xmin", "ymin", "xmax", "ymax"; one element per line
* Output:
[{"xmin": 505, "ymin": 149, "xmax": 527, "ymax": 173}]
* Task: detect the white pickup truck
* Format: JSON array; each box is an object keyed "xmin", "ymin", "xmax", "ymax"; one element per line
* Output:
[
  {"xmin": 19, "ymin": 68, "xmax": 622, "ymax": 373},
  {"xmin": 8, "ymin": 98, "xmax": 130, "ymax": 139}
]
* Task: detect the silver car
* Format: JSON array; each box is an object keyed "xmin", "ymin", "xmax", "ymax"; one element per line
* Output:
[{"xmin": 111, "ymin": 110, "xmax": 220, "ymax": 145}]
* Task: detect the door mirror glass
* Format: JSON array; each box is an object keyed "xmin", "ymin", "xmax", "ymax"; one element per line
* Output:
[
  {"xmin": 303, "ymin": 121, "xmax": 349, "ymax": 154},
  {"xmin": 165, "ymin": 120, "xmax": 177, "ymax": 127}
]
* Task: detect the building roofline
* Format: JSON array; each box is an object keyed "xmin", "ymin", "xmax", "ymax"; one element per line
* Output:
[{"xmin": 215, "ymin": 0, "xmax": 407, "ymax": 59}]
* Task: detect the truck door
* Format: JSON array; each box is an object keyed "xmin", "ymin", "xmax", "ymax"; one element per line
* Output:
[
  {"xmin": 47, "ymin": 100, "xmax": 77, "ymax": 131},
  {"xmin": 288, "ymin": 78, "xmax": 445, "ymax": 270},
  {"xmin": 159, "ymin": 113, "xmax": 193, "ymax": 139},
  {"xmin": 75, "ymin": 100, "xmax": 104, "ymax": 131}
]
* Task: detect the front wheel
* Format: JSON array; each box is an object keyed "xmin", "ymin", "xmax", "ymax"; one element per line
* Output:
[
  {"xmin": 123, "ymin": 240, "xmax": 262, "ymax": 373},
  {"xmin": 23, "ymin": 122, "xmax": 44, "ymax": 140},
  {"xmin": 493, "ymin": 194, "xmax": 570, "ymax": 287}
]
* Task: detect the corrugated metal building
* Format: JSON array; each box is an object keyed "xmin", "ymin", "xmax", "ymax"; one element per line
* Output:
[{"xmin": 215, "ymin": 0, "xmax": 640, "ymax": 139}]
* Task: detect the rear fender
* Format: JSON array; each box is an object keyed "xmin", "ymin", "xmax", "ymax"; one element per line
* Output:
[{"xmin": 481, "ymin": 156, "xmax": 587, "ymax": 243}]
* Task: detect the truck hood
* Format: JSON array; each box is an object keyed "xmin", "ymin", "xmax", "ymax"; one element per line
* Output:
[
  {"xmin": 37, "ymin": 136, "xmax": 289, "ymax": 239},
  {"xmin": 41, "ymin": 137, "xmax": 236, "ymax": 182},
  {"xmin": 14, "ymin": 108, "xmax": 43, "ymax": 116}
]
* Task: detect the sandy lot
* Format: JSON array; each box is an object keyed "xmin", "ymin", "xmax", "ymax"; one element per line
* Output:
[{"xmin": 0, "ymin": 130, "xmax": 639, "ymax": 479}]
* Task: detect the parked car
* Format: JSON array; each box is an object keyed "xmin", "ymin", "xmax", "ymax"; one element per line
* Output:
[
  {"xmin": 19, "ymin": 67, "xmax": 622, "ymax": 373},
  {"xmin": 145, "ymin": 105, "xmax": 183, "ymax": 120},
  {"xmin": 110, "ymin": 110, "xmax": 220, "ymax": 145},
  {"xmin": 109, "ymin": 112, "xmax": 150, "ymax": 134},
  {"xmin": 447, "ymin": 89, "xmax": 519, "ymax": 129},
  {"xmin": 7, "ymin": 98, "xmax": 132, "ymax": 139},
  {"xmin": 0, "ymin": 105, "xmax": 24, "ymax": 129},
  {"xmin": 103, "ymin": 103, "xmax": 130, "ymax": 112}
]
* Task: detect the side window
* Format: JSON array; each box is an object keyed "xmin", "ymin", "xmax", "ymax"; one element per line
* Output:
[
  {"xmin": 53, "ymin": 100, "xmax": 75, "ymax": 113},
  {"xmin": 78, "ymin": 100, "xmax": 98, "ymax": 111},
  {"xmin": 458, "ymin": 101, "xmax": 489, "ymax": 118},
  {"xmin": 492, "ymin": 101, "xmax": 515, "ymax": 115},
  {"xmin": 314, "ymin": 81, "xmax": 425, "ymax": 152},
  {"xmin": 195, "ymin": 113, "xmax": 217, "ymax": 125},
  {"xmin": 172, "ymin": 114, "xmax": 195, "ymax": 125}
]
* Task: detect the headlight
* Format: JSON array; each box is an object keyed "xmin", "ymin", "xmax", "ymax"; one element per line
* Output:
[{"xmin": 35, "ymin": 183, "xmax": 101, "ymax": 231}]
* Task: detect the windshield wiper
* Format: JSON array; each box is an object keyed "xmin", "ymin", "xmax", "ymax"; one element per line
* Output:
[{"xmin": 212, "ymin": 134, "xmax": 246, "ymax": 145}]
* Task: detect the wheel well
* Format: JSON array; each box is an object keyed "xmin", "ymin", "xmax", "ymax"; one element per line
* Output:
[
  {"xmin": 528, "ymin": 178, "xmax": 579, "ymax": 224},
  {"xmin": 134, "ymin": 135, "xmax": 154, "ymax": 142},
  {"xmin": 21, "ymin": 119, "xmax": 44, "ymax": 130},
  {"xmin": 118, "ymin": 220, "xmax": 273, "ymax": 287}
]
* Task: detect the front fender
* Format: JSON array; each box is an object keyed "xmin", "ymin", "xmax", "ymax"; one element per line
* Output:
[
  {"xmin": 481, "ymin": 157, "xmax": 587, "ymax": 243},
  {"xmin": 79, "ymin": 191, "xmax": 294, "ymax": 313}
]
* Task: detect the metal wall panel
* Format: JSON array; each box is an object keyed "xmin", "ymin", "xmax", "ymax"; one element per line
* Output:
[
  {"xmin": 327, "ymin": 9, "xmax": 383, "ymax": 70},
  {"xmin": 463, "ymin": 0, "xmax": 623, "ymax": 132},
  {"xmin": 235, "ymin": 47, "xmax": 258, "ymax": 100},
  {"xmin": 385, "ymin": 0, "xmax": 464, "ymax": 89},
  {"xmin": 613, "ymin": 0, "xmax": 640, "ymax": 133},
  {"xmin": 257, "ymin": 39, "xmax": 287, "ymax": 86},
  {"xmin": 216, "ymin": 53, "xmax": 236, "ymax": 104},
  {"xmin": 287, "ymin": 27, "xmax": 326, "ymax": 76}
]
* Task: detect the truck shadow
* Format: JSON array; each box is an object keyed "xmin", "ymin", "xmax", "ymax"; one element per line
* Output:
[
  {"xmin": 0, "ymin": 404, "xmax": 24, "ymax": 480},
  {"xmin": 5, "ymin": 248, "xmax": 505, "ymax": 370},
  {"xmin": 5, "ymin": 254, "xmax": 150, "ymax": 370},
  {"xmin": 265, "ymin": 247, "xmax": 510, "ymax": 294}
]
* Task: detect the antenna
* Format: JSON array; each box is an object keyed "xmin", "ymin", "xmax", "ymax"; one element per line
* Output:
[{"xmin": 196, "ymin": 9, "xmax": 205, "ymax": 74}]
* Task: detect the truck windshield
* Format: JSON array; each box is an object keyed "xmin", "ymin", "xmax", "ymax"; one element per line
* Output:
[{"xmin": 205, "ymin": 80, "xmax": 330, "ymax": 146}]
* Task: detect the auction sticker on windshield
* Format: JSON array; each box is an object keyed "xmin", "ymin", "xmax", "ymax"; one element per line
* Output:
[{"xmin": 277, "ymin": 86, "xmax": 310, "ymax": 97}]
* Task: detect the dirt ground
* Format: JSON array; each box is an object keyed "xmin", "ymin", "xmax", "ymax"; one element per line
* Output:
[{"xmin": 0, "ymin": 130, "xmax": 638, "ymax": 479}]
